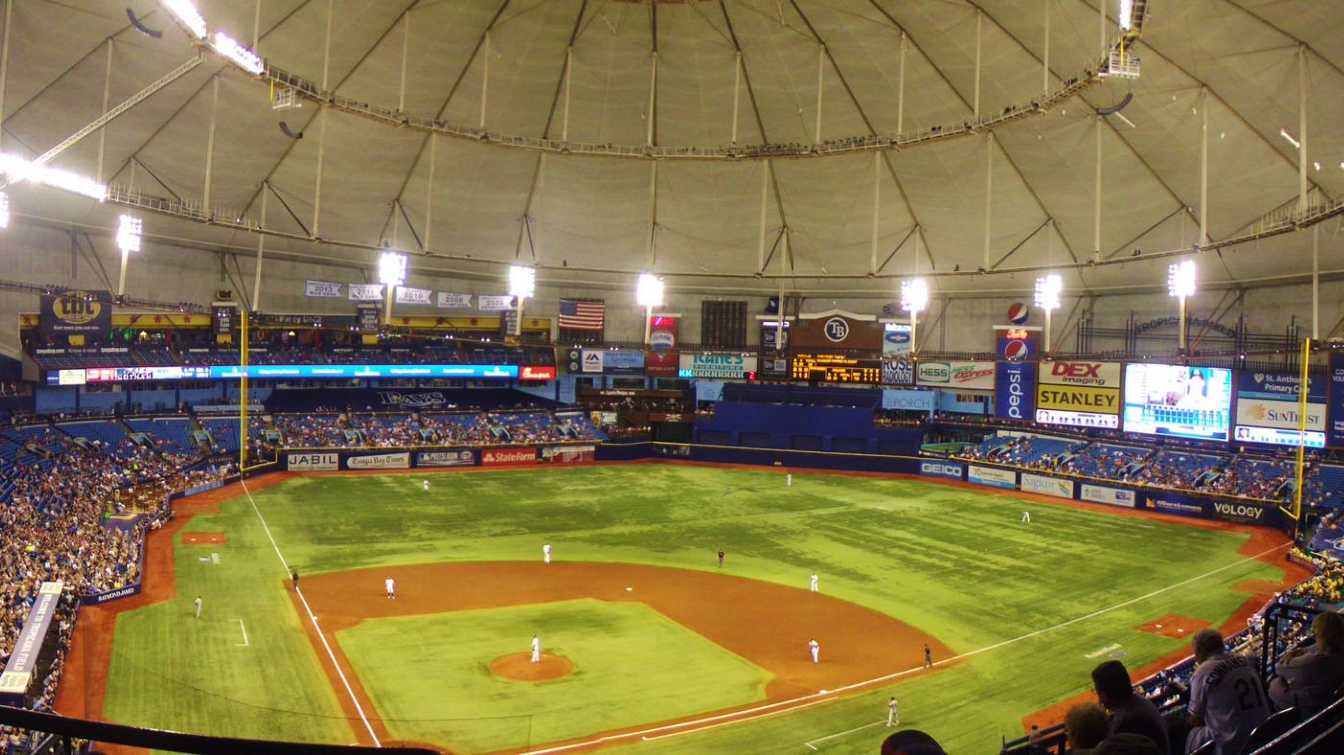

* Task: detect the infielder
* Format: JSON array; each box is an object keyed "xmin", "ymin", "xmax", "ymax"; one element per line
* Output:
[
  {"xmin": 531, "ymin": 634, "xmax": 541, "ymax": 663},
  {"xmin": 385, "ymin": 577, "xmax": 396, "ymax": 599},
  {"xmin": 923, "ymin": 643, "xmax": 933, "ymax": 669},
  {"xmin": 717, "ymin": 549, "xmax": 725, "ymax": 568},
  {"xmin": 808, "ymin": 638, "xmax": 820, "ymax": 664},
  {"xmin": 1021, "ymin": 510, "xmax": 1031, "ymax": 524},
  {"xmin": 887, "ymin": 697, "xmax": 900, "ymax": 727},
  {"xmin": 810, "ymin": 574, "xmax": 819, "ymax": 593},
  {"xmin": 193, "ymin": 595, "xmax": 203, "ymax": 619},
  {"xmin": 542, "ymin": 543, "xmax": 552, "ymax": 564}
]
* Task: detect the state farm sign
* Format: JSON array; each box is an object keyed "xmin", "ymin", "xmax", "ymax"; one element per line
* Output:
[{"xmin": 482, "ymin": 447, "xmax": 538, "ymax": 465}]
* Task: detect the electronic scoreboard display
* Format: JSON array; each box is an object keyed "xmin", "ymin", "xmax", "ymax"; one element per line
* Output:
[{"xmin": 790, "ymin": 353, "xmax": 881, "ymax": 384}]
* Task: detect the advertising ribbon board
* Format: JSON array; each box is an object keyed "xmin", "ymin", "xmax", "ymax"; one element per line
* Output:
[
  {"xmin": 916, "ymin": 361, "xmax": 996, "ymax": 391},
  {"xmin": 287, "ymin": 452, "xmax": 339, "ymax": 471},
  {"xmin": 0, "ymin": 581, "xmax": 63, "ymax": 700},
  {"xmin": 919, "ymin": 461, "xmax": 964, "ymax": 480},
  {"xmin": 346, "ymin": 452, "xmax": 410, "ymax": 470},
  {"xmin": 1235, "ymin": 370, "xmax": 1328, "ymax": 448},
  {"xmin": 1020, "ymin": 472, "xmax": 1073, "ymax": 498},
  {"xmin": 483, "ymin": 448, "xmax": 538, "ymax": 465},
  {"xmin": 416, "ymin": 450, "xmax": 475, "ymax": 467},
  {"xmin": 1079, "ymin": 484, "xmax": 1137, "ymax": 508},
  {"xmin": 967, "ymin": 465, "xmax": 1016, "ymax": 489}
]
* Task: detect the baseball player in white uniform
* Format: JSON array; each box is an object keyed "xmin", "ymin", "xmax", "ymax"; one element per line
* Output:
[
  {"xmin": 808, "ymin": 638, "xmax": 820, "ymax": 664},
  {"xmin": 887, "ymin": 697, "xmax": 900, "ymax": 727},
  {"xmin": 385, "ymin": 577, "xmax": 396, "ymax": 599},
  {"xmin": 193, "ymin": 596, "xmax": 203, "ymax": 619},
  {"xmin": 1021, "ymin": 510, "xmax": 1031, "ymax": 524},
  {"xmin": 787, "ymin": 473, "xmax": 792, "ymax": 487},
  {"xmin": 542, "ymin": 543, "xmax": 552, "ymax": 564},
  {"xmin": 423, "ymin": 479, "xmax": 430, "ymax": 492},
  {"xmin": 809, "ymin": 574, "xmax": 819, "ymax": 592},
  {"xmin": 531, "ymin": 634, "xmax": 541, "ymax": 663}
]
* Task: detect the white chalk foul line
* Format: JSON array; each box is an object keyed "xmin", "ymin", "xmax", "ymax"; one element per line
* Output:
[
  {"xmin": 235, "ymin": 619, "xmax": 250, "ymax": 647},
  {"xmin": 240, "ymin": 479, "xmax": 382, "ymax": 748},
  {"xmin": 804, "ymin": 720, "xmax": 886, "ymax": 747},
  {"xmin": 521, "ymin": 541, "xmax": 1289, "ymax": 754}
]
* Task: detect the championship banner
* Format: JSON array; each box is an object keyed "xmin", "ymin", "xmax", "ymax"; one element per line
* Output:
[
  {"xmin": 304, "ymin": 280, "xmax": 343, "ymax": 298},
  {"xmin": 395, "ymin": 286, "xmax": 432, "ymax": 306},
  {"xmin": 1034, "ymin": 360, "xmax": 1122, "ymax": 429},
  {"xmin": 915, "ymin": 361, "xmax": 995, "ymax": 391},
  {"xmin": 436, "ymin": 292, "xmax": 473, "ymax": 309},
  {"xmin": 349, "ymin": 283, "xmax": 384, "ymax": 301},
  {"xmin": 994, "ymin": 362, "xmax": 1036, "ymax": 420},
  {"xmin": 1332, "ymin": 351, "xmax": 1344, "ymax": 448},
  {"xmin": 1234, "ymin": 370, "xmax": 1328, "ymax": 448},
  {"xmin": 40, "ymin": 290, "xmax": 111, "ymax": 339},
  {"xmin": 356, "ymin": 303, "xmax": 381, "ymax": 333},
  {"xmin": 646, "ymin": 314, "xmax": 680, "ymax": 378},
  {"xmin": 478, "ymin": 295, "xmax": 515, "ymax": 312}
]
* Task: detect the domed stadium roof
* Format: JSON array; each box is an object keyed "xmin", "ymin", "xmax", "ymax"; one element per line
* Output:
[{"xmin": 4, "ymin": 0, "xmax": 1342, "ymax": 299}]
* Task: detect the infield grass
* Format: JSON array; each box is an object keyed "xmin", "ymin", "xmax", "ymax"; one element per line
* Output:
[
  {"xmin": 338, "ymin": 599, "xmax": 771, "ymax": 752},
  {"xmin": 101, "ymin": 464, "xmax": 1288, "ymax": 753}
]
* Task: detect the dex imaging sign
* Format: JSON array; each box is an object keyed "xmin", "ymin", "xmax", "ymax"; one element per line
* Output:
[{"xmin": 1035, "ymin": 360, "xmax": 1121, "ymax": 429}]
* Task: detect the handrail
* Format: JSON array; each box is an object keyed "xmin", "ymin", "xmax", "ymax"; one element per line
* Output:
[{"xmin": 0, "ymin": 706, "xmax": 434, "ymax": 755}]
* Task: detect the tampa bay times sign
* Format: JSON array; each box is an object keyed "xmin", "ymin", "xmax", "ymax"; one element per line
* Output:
[{"xmin": 40, "ymin": 290, "xmax": 112, "ymax": 338}]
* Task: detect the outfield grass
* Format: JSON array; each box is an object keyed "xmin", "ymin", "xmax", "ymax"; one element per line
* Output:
[
  {"xmin": 101, "ymin": 465, "xmax": 1288, "ymax": 753},
  {"xmin": 338, "ymin": 599, "xmax": 771, "ymax": 751}
]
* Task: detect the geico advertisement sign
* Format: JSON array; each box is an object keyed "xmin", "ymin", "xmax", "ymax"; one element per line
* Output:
[
  {"xmin": 1040, "ymin": 360, "xmax": 1121, "ymax": 388},
  {"xmin": 1036, "ymin": 385, "xmax": 1120, "ymax": 413},
  {"xmin": 288, "ymin": 453, "xmax": 339, "ymax": 471},
  {"xmin": 483, "ymin": 448, "xmax": 538, "ymax": 465},
  {"xmin": 346, "ymin": 453, "xmax": 410, "ymax": 470}
]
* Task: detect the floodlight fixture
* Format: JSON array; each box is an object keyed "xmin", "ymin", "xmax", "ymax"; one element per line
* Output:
[
  {"xmin": 161, "ymin": 0, "xmax": 207, "ymax": 39},
  {"xmin": 212, "ymin": 32, "xmax": 264, "ymax": 75},
  {"xmin": 1119, "ymin": 0, "xmax": 1133, "ymax": 30},
  {"xmin": 636, "ymin": 273, "xmax": 664, "ymax": 308},
  {"xmin": 508, "ymin": 265, "xmax": 536, "ymax": 300},
  {"xmin": 1034, "ymin": 273, "xmax": 1062, "ymax": 312},
  {"xmin": 1280, "ymin": 128, "xmax": 1300, "ymax": 149},
  {"xmin": 378, "ymin": 250, "xmax": 406, "ymax": 287},
  {"xmin": 1167, "ymin": 259, "xmax": 1197, "ymax": 299},
  {"xmin": 1168, "ymin": 259, "xmax": 1196, "ymax": 353},
  {"xmin": 0, "ymin": 154, "xmax": 107, "ymax": 201},
  {"xmin": 900, "ymin": 278, "xmax": 929, "ymax": 314},
  {"xmin": 0, "ymin": 192, "xmax": 8, "ymax": 229},
  {"xmin": 116, "ymin": 215, "xmax": 143, "ymax": 253}
]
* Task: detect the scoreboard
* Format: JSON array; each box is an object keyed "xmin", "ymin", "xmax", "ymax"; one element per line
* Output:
[{"xmin": 790, "ymin": 353, "xmax": 881, "ymax": 384}]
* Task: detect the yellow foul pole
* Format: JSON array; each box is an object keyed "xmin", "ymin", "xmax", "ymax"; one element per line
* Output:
[
  {"xmin": 1292, "ymin": 337, "xmax": 1310, "ymax": 527},
  {"xmin": 239, "ymin": 310, "xmax": 249, "ymax": 471}
]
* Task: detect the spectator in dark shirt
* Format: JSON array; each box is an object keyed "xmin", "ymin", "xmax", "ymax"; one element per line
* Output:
[
  {"xmin": 1270, "ymin": 611, "xmax": 1344, "ymax": 716},
  {"xmin": 1093, "ymin": 659, "xmax": 1170, "ymax": 755}
]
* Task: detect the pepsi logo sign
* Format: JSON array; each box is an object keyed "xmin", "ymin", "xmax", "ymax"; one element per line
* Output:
[
  {"xmin": 1007, "ymin": 303, "xmax": 1029, "ymax": 325},
  {"xmin": 1002, "ymin": 339, "xmax": 1030, "ymax": 361},
  {"xmin": 823, "ymin": 317, "xmax": 850, "ymax": 343}
]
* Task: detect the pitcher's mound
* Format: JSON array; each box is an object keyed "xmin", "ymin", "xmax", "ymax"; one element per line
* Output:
[{"xmin": 489, "ymin": 653, "xmax": 574, "ymax": 682}]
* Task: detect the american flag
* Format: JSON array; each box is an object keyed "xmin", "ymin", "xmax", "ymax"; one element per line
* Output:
[{"xmin": 558, "ymin": 298, "xmax": 605, "ymax": 330}]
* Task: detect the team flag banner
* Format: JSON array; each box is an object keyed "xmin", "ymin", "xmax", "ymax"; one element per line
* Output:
[
  {"xmin": 395, "ymin": 287, "xmax": 432, "ymax": 306},
  {"xmin": 437, "ymin": 292, "xmax": 472, "ymax": 309},
  {"xmin": 305, "ymin": 280, "xmax": 343, "ymax": 298},
  {"xmin": 348, "ymin": 283, "xmax": 384, "ymax": 301}
]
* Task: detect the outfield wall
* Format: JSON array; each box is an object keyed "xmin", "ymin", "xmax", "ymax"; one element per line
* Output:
[{"xmin": 280, "ymin": 443, "xmax": 598, "ymax": 472}]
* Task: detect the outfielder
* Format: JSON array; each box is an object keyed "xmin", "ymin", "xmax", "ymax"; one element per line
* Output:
[
  {"xmin": 809, "ymin": 638, "xmax": 820, "ymax": 664},
  {"xmin": 385, "ymin": 577, "xmax": 396, "ymax": 599},
  {"xmin": 787, "ymin": 473, "xmax": 793, "ymax": 487},
  {"xmin": 542, "ymin": 543, "xmax": 552, "ymax": 564},
  {"xmin": 810, "ymin": 574, "xmax": 819, "ymax": 593},
  {"xmin": 193, "ymin": 595, "xmax": 203, "ymax": 619},
  {"xmin": 1021, "ymin": 510, "xmax": 1031, "ymax": 524},
  {"xmin": 887, "ymin": 697, "xmax": 900, "ymax": 727},
  {"xmin": 531, "ymin": 634, "xmax": 541, "ymax": 663},
  {"xmin": 423, "ymin": 479, "xmax": 430, "ymax": 492}
]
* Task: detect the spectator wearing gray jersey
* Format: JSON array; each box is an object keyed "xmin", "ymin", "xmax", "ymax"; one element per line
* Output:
[
  {"xmin": 1269, "ymin": 611, "xmax": 1344, "ymax": 716},
  {"xmin": 1185, "ymin": 628, "xmax": 1271, "ymax": 755}
]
